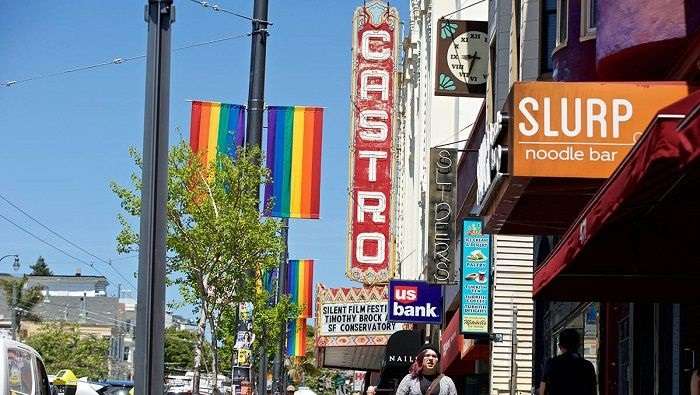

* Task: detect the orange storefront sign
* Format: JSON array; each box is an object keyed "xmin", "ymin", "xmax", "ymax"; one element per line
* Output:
[{"xmin": 511, "ymin": 82, "xmax": 691, "ymax": 178}]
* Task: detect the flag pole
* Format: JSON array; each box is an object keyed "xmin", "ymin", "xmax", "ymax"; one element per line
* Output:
[{"xmin": 245, "ymin": 1, "xmax": 271, "ymax": 394}]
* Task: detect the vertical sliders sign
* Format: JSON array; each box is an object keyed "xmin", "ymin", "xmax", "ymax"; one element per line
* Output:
[
  {"xmin": 346, "ymin": 0, "xmax": 400, "ymax": 285},
  {"xmin": 461, "ymin": 218, "xmax": 491, "ymax": 335},
  {"xmin": 427, "ymin": 148, "xmax": 458, "ymax": 284}
]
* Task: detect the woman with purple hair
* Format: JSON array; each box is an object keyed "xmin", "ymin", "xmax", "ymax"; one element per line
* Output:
[{"xmin": 395, "ymin": 345, "xmax": 458, "ymax": 395}]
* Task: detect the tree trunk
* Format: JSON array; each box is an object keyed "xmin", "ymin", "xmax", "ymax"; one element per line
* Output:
[
  {"xmin": 192, "ymin": 302, "xmax": 208, "ymax": 395},
  {"xmin": 209, "ymin": 313, "xmax": 220, "ymax": 395},
  {"xmin": 230, "ymin": 305, "xmax": 240, "ymax": 390}
]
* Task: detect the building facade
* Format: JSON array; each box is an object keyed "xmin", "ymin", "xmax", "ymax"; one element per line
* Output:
[
  {"xmin": 396, "ymin": 0, "xmax": 486, "ymax": 281},
  {"xmin": 473, "ymin": 1, "xmax": 700, "ymax": 395},
  {"xmin": 0, "ymin": 273, "xmax": 136, "ymax": 379}
]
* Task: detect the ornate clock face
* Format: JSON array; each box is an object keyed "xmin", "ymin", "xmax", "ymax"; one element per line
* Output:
[{"xmin": 447, "ymin": 30, "xmax": 488, "ymax": 85}]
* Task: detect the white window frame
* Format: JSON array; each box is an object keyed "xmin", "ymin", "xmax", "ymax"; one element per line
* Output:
[
  {"xmin": 580, "ymin": 0, "xmax": 597, "ymax": 41},
  {"xmin": 554, "ymin": 0, "xmax": 569, "ymax": 53}
]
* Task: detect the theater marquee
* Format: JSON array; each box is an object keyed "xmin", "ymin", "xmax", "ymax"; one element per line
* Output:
[{"xmin": 346, "ymin": 0, "xmax": 399, "ymax": 285}]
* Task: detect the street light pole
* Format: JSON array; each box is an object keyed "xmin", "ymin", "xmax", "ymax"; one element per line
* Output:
[
  {"xmin": 11, "ymin": 285, "xmax": 18, "ymax": 341},
  {"xmin": 134, "ymin": 1, "xmax": 173, "ymax": 394},
  {"xmin": 245, "ymin": 1, "xmax": 271, "ymax": 394},
  {"xmin": 245, "ymin": 0, "xmax": 270, "ymax": 149},
  {"xmin": 1, "ymin": 254, "xmax": 21, "ymax": 341}
]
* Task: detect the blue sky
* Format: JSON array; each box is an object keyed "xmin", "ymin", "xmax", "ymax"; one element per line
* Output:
[{"xmin": 0, "ymin": 1, "xmax": 410, "ymax": 317}]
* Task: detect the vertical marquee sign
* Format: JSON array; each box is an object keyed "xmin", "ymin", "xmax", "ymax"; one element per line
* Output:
[
  {"xmin": 461, "ymin": 218, "xmax": 492, "ymax": 335},
  {"xmin": 346, "ymin": 0, "xmax": 400, "ymax": 285},
  {"xmin": 427, "ymin": 148, "xmax": 458, "ymax": 284}
]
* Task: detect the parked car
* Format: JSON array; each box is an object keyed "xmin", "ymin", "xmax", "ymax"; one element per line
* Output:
[
  {"xmin": 0, "ymin": 337, "xmax": 52, "ymax": 394},
  {"xmin": 75, "ymin": 379, "xmax": 133, "ymax": 395}
]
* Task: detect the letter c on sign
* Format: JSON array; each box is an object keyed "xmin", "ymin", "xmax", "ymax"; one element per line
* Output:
[
  {"xmin": 356, "ymin": 232, "xmax": 386, "ymax": 264},
  {"xmin": 361, "ymin": 30, "xmax": 391, "ymax": 61}
]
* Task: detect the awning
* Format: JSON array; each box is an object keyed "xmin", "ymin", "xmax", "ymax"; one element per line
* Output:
[
  {"xmin": 534, "ymin": 90, "xmax": 700, "ymax": 301},
  {"xmin": 377, "ymin": 330, "xmax": 422, "ymax": 390}
]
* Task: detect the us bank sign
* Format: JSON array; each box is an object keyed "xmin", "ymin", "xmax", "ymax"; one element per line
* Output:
[
  {"xmin": 346, "ymin": 0, "xmax": 400, "ymax": 285},
  {"xmin": 388, "ymin": 280, "xmax": 443, "ymax": 324}
]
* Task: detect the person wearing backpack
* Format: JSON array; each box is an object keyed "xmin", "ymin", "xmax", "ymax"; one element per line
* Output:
[{"xmin": 395, "ymin": 344, "xmax": 458, "ymax": 395}]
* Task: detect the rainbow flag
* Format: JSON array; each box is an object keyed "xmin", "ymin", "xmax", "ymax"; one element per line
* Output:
[
  {"xmin": 287, "ymin": 318, "xmax": 307, "ymax": 357},
  {"xmin": 264, "ymin": 106, "xmax": 324, "ymax": 219},
  {"xmin": 189, "ymin": 101, "xmax": 246, "ymax": 163},
  {"xmin": 286, "ymin": 259, "xmax": 314, "ymax": 318}
]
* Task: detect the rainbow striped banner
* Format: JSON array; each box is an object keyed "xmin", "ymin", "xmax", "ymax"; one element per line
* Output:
[
  {"xmin": 287, "ymin": 318, "xmax": 307, "ymax": 357},
  {"xmin": 286, "ymin": 259, "xmax": 314, "ymax": 318},
  {"xmin": 264, "ymin": 106, "xmax": 324, "ymax": 219},
  {"xmin": 189, "ymin": 101, "xmax": 246, "ymax": 163}
]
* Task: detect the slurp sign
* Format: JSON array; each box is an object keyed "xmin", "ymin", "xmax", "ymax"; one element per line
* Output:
[
  {"xmin": 388, "ymin": 280, "xmax": 443, "ymax": 324},
  {"xmin": 512, "ymin": 82, "xmax": 691, "ymax": 178},
  {"xmin": 346, "ymin": 1, "xmax": 399, "ymax": 285}
]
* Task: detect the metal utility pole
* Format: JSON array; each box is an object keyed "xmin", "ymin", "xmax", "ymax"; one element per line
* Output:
[
  {"xmin": 510, "ymin": 306, "xmax": 519, "ymax": 395},
  {"xmin": 245, "ymin": 0, "xmax": 270, "ymax": 149},
  {"xmin": 272, "ymin": 218, "xmax": 289, "ymax": 395},
  {"xmin": 134, "ymin": 1, "xmax": 173, "ymax": 394},
  {"xmin": 245, "ymin": 1, "xmax": 271, "ymax": 394},
  {"xmin": 11, "ymin": 284, "xmax": 18, "ymax": 340}
]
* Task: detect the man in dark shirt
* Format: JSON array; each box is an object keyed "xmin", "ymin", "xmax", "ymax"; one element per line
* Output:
[{"xmin": 538, "ymin": 328, "xmax": 597, "ymax": 395}]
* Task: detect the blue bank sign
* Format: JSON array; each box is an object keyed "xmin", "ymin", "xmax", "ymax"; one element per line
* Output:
[
  {"xmin": 461, "ymin": 218, "xmax": 492, "ymax": 335},
  {"xmin": 388, "ymin": 280, "xmax": 443, "ymax": 324}
]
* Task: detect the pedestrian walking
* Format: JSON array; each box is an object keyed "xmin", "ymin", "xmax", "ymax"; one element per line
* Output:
[
  {"xmin": 538, "ymin": 328, "xmax": 597, "ymax": 395},
  {"xmin": 395, "ymin": 345, "xmax": 457, "ymax": 395}
]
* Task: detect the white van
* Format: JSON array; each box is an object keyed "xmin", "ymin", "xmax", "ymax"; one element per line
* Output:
[{"xmin": 1, "ymin": 338, "xmax": 52, "ymax": 394}]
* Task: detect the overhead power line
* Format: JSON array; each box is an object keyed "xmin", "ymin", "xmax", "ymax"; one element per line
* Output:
[
  {"xmin": 3, "ymin": 32, "xmax": 251, "ymax": 88},
  {"xmin": 0, "ymin": 193, "xmax": 136, "ymax": 288},
  {"xmin": 186, "ymin": 0, "xmax": 272, "ymax": 24},
  {"xmin": 0, "ymin": 212, "xmax": 108, "ymax": 278},
  {"xmin": 440, "ymin": 0, "xmax": 488, "ymax": 19}
]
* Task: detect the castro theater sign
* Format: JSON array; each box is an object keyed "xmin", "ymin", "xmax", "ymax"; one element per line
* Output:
[
  {"xmin": 388, "ymin": 280, "xmax": 443, "ymax": 324},
  {"xmin": 346, "ymin": 0, "xmax": 400, "ymax": 285}
]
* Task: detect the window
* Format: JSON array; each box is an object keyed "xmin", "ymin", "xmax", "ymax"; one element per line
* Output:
[
  {"xmin": 580, "ymin": 0, "xmax": 597, "ymax": 40},
  {"xmin": 555, "ymin": 0, "xmax": 568, "ymax": 49},
  {"xmin": 7, "ymin": 348, "xmax": 35, "ymax": 395},
  {"xmin": 35, "ymin": 358, "xmax": 51, "ymax": 395},
  {"xmin": 123, "ymin": 346, "xmax": 130, "ymax": 362},
  {"xmin": 541, "ymin": 0, "xmax": 557, "ymax": 73}
]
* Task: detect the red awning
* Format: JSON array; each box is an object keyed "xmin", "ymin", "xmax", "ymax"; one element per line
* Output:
[{"xmin": 534, "ymin": 90, "xmax": 700, "ymax": 301}]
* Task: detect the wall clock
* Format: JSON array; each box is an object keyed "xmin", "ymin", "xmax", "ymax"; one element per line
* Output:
[{"xmin": 435, "ymin": 19, "xmax": 488, "ymax": 97}]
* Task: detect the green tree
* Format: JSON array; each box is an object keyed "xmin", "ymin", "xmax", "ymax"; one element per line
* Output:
[
  {"xmin": 112, "ymin": 143, "xmax": 296, "ymax": 394},
  {"xmin": 30, "ymin": 256, "xmax": 53, "ymax": 276},
  {"xmin": 24, "ymin": 323, "xmax": 109, "ymax": 379},
  {"xmin": 0, "ymin": 276, "xmax": 43, "ymax": 338},
  {"xmin": 165, "ymin": 327, "xmax": 197, "ymax": 375}
]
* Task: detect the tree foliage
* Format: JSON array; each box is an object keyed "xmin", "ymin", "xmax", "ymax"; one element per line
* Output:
[
  {"xmin": 112, "ymin": 142, "xmax": 296, "ymax": 391},
  {"xmin": 288, "ymin": 325, "xmax": 345, "ymax": 394},
  {"xmin": 24, "ymin": 323, "xmax": 109, "ymax": 379},
  {"xmin": 165, "ymin": 327, "xmax": 198, "ymax": 375},
  {"xmin": 0, "ymin": 276, "xmax": 44, "ymax": 335},
  {"xmin": 30, "ymin": 256, "xmax": 53, "ymax": 276}
]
